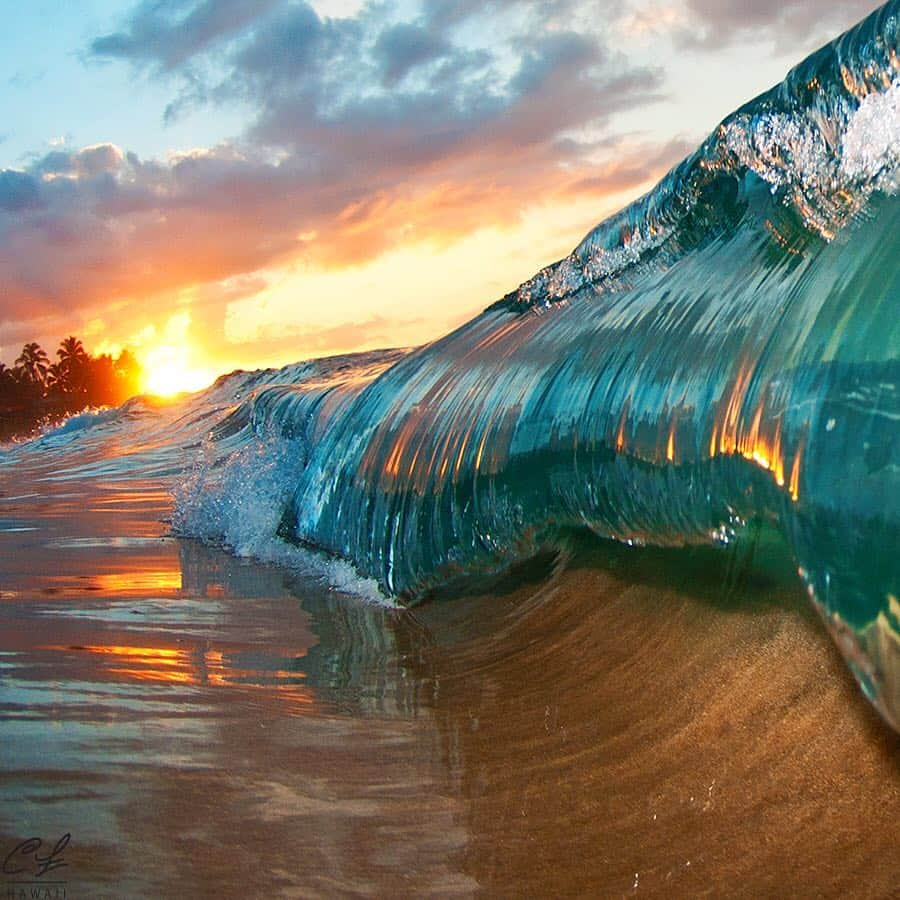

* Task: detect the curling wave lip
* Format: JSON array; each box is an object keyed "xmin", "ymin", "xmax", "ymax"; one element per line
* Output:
[
  {"xmin": 258, "ymin": 3, "xmax": 897, "ymax": 731},
  {"xmin": 19, "ymin": 4, "xmax": 891, "ymax": 733}
]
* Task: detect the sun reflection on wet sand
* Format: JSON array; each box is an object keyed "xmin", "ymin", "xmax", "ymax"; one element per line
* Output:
[
  {"xmin": 34, "ymin": 642, "xmax": 317, "ymax": 710},
  {"xmin": 0, "ymin": 461, "xmax": 469, "ymax": 897}
]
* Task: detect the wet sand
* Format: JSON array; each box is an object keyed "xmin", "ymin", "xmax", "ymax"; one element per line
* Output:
[{"xmin": 1, "ymin": 458, "xmax": 898, "ymax": 898}]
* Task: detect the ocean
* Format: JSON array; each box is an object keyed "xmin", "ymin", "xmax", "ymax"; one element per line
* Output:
[{"xmin": 1, "ymin": 2, "xmax": 899, "ymax": 896}]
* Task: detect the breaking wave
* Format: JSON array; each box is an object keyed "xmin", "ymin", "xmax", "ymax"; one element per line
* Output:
[{"xmin": 6, "ymin": 4, "xmax": 899, "ymax": 731}]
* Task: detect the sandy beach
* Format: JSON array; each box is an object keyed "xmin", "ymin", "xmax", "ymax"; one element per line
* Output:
[{"xmin": 2, "ymin": 444, "xmax": 898, "ymax": 898}]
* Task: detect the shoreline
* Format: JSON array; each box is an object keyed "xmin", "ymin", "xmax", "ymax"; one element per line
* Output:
[{"xmin": 1, "ymin": 453, "xmax": 897, "ymax": 896}]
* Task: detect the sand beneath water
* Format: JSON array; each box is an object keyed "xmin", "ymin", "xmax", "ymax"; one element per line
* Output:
[{"xmin": 0, "ymin": 461, "xmax": 897, "ymax": 898}]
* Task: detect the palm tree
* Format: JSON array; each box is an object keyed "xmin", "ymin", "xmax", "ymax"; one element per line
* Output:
[
  {"xmin": 0, "ymin": 363, "xmax": 16, "ymax": 397},
  {"xmin": 15, "ymin": 342, "xmax": 50, "ymax": 388},
  {"xmin": 46, "ymin": 361, "xmax": 64, "ymax": 390},
  {"xmin": 54, "ymin": 336, "xmax": 89, "ymax": 396},
  {"xmin": 57, "ymin": 336, "xmax": 87, "ymax": 369}
]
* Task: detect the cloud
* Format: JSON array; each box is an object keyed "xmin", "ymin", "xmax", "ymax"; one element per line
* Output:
[
  {"xmin": 224, "ymin": 312, "xmax": 424, "ymax": 359},
  {"xmin": 562, "ymin": 136, "xmax": 696, "ymax": 196},
  {"xmin": 228, "ymin": 2, "xmax": 352, "ymax": 87},
  {"xmin": 89, "ymin": 0, "xmax": 284, "ymax": 72},
  {"xmin": 675, "ymin": 0, "xmax": 885, "ymax": 51},
  {"xmin": 225, "ymin": 5, "xmax": 664, "ymax": 196},
  {"xmin": 32, "ymin": 144, "xmax": 124, "ymax": 179},
  {"xmin": 373, "ymin": 23, "xmax": 451, "ymax": 86},
  {"xmin": 0, "ymin": 170, "xmax": 40, "ymax": 211},
  {"xmin": 2, "ymin": 0, "xmax": 676, "ymax": 353},
  {"xmin": 420, "ymin": 0, "xmax": 583, "ymax": 30}
]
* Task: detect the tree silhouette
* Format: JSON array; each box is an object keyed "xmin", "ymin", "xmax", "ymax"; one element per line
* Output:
[
  {"xmin": 1, "ymin": 336, "xmax": 145, "ymax": 440},
  {"xmin": 58, "ymin": 335, "xmax": 86, "ymax": 363},
  {"xmin": 0, "ymin": 363, "xmax": 17, "ymax": 407},
  {"xmin": 15, "ymin": 342, "xmax": 50, "ymax": 388},
  {"xmin": 53, "ymin": 336, "xmax": 90, "ymax": 397},
  {"xmin": 46, "ymin": 362, "xmax": 63, "ymax": 388}
]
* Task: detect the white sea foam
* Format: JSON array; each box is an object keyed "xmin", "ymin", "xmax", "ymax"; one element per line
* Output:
[
  {"xmin": 173, "ymin": 426, "xmax": 393, "ymax": 607},
  {"xmin": 840, "ymin": 78, "xmax": 900, "ymax": 187}
]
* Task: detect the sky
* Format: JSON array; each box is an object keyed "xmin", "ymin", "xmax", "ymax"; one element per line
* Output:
[{"xmin": 0, "ymin": 0, "xmax": 885, "ymax": 388}]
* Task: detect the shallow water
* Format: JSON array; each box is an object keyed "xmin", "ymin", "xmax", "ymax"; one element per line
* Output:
[
  {"xmin": 2, "ymin": 5, "xmax": 899, "ymax": 894},
  {"xmin": 1, "ymin": 439, "xmax": 898, "ymax": 898}
]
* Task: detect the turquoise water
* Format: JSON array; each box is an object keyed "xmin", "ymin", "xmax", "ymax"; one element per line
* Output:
[{"xmin": 4, "ymin": 3, "xmax": 899, "ymax": 735}]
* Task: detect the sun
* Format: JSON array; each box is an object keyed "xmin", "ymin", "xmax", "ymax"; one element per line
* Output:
[{"xmin": 139, "ymin": 344, "xmax": 214, "ymax": 397}]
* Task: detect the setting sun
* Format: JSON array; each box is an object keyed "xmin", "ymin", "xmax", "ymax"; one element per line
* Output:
[{"xmin": 140, "ymin": 344, "xmax": 214, "ymax": 397}]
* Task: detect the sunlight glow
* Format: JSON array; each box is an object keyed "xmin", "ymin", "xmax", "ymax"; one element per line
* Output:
[{"xmin": 139, "ymin": 344, "xmax": 214, "ymax": 397}]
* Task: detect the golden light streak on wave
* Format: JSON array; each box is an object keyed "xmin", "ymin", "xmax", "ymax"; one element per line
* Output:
[
  {"xmin": 709, "ymin": 423, "xmax": 718, "ymax": 458},
  {"xmin": 789, "ymin": 439, "xmax": 804, "ymax": 502},
  {"xmin": 709, "ymin": 380, "xmax": 797, "ymax": 499},
  {"xmin": 615, "ymin": 404, "xmax": 629, "ymax": 453},
  {"xmin": 717, "ymin": 362, "xmax": 754, "ymax": 455}
]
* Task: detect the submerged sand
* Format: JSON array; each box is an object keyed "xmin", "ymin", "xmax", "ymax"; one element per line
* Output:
[{"xmin": 0, "ymin": 458, "xmax": 898, "ymax": 898}]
